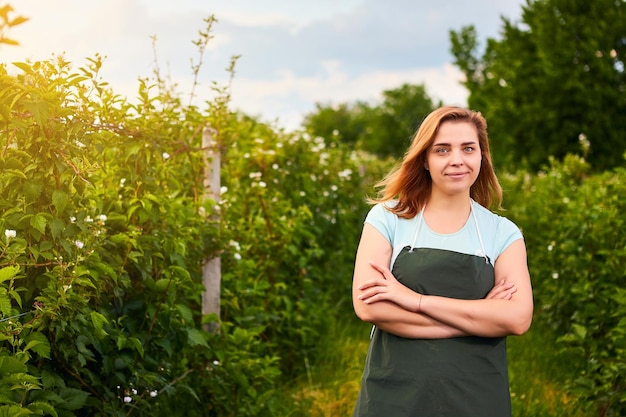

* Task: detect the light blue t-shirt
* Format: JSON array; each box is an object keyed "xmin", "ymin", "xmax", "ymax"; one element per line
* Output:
[{"xmin": 365, "ymin": 200, "xmax": 523, "ymax": 267}]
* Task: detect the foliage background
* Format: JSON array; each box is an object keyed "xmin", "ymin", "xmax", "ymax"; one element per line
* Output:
[{"xmin": 1, "ymin": 1, "xmax": 625, "ymax": 416}]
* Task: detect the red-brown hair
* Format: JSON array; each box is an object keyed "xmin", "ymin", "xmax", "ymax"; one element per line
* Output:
[{"xmin": 368, "ymin": 106, "xmax": 502, "ymax": 218}]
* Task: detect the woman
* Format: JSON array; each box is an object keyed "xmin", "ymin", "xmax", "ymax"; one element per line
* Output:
[{"xmin": 352, "ymin": 106, "xmax": 533, "ymax": 417}]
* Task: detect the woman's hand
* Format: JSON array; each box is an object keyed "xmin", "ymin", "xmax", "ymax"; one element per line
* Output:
[
  {"xmin": 357, "ymin": 261, "xmax": 422, "ymax": 312},
  {"xmin": 485, "ymin": 280, "xmax": 517, "ymax": 300}
]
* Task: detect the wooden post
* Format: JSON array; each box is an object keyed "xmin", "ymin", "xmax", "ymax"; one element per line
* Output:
[{"xmin": 202, "ymin": 127, "xmax": 221, "ymax": 332}]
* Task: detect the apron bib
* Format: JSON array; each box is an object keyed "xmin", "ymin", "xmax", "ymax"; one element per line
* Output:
[{"xmin": 353, "ymin": 206, "xmax": 512, "ymax": 417}]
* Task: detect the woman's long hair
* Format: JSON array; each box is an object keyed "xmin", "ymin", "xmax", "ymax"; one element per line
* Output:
[{"xmin": 368, "ymin": 106, "xmax": 503, "ymax": 218}]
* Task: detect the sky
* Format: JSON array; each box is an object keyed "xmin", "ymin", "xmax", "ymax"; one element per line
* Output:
[{"xmin": 4, "ymin": 0, "xmax": 524, "ymax": 130}]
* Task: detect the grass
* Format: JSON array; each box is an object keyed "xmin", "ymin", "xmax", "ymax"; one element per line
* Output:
[
  {"xmin": 508, "ymin": 319, "xmax": 591, "ymax": 417},
  {"xmin": 281, "ymin": 313, "xmax": 595, "ymax": 417},
  {"xmin": 280, "ymin": 314, "xmax": 369, "ymax": 417}
]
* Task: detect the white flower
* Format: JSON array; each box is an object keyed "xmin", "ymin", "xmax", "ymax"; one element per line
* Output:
[
  {"xmin": 249, "ymin": 172, "xmax": 262, "ymax": 179},
  {"xmin": 233, "ymin": 253, "xmax": 242, "ymax": 261},
  {"xmin": 4, "ymin": 229, "xmax": 16, "ymax": 239},
  {"xmin": 119, "ymin": 178, "xmax": 126, "ymax": 187},
  {"xmin": 552, "ymin": 273, "xmax": 559, "ymax": 279},
  {"xmin": 123, "ymin": 396, "xmax": 132, "ymax": 403},
  {"xmin": 338, "ymin": 169, "xmax": 353, "ymax": 179},
  {"xmin": 98, "ymin": 214, "xmax": 107, "ymax": 222},
  {"xmin": 74, "ymin": 240, "xmax": 84, "ymax": 249},
  {"xmin": 272, "ymin": 163, "xmax": 279, "ymax": 170},
  {"xmin": 70, "ymin": 216, "xmax": 77, "ymax": 223},
  {"xmin": 220, "ymin": 186, "xmax": 228, "ymax": 194},
  {"xmin": 150, "ymin": 390, "xmax": 158, "ymax": 398},
  {"xmin": 132, "ymin": 389, "xmax": 137, "ymax": 395},
  {"xmin": 213, "ymin": 360, "xmax": 220, "ymax": 366},
  {"xmin": 162, "ymin": 152, "xmax": 170, "ymax": 159},
  {"xmin": 85, "ymin": 216, "xmax": 93, "ymax": 223},
  {"xmin": 258, "ymin": 181, "xmax": 267, "ymax": 188}
]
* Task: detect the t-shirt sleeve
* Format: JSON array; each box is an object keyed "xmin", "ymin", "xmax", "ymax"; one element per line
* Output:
[
  {"xmin": 364, "ymin": 203, "xmax": 395, "ymax": 243},
  {"xmin": 495, "ymin": 216, "xmax": 524, "ymax": 259}
]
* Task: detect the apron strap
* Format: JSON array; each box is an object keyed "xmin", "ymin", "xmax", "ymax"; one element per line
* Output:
[
  {"xmin": 409, "ymin": 206, "xmax": 425, "ymax": 251},
  {"xmin": 470, "ymin": 201, "xmax": 491, "ymax": 264}
]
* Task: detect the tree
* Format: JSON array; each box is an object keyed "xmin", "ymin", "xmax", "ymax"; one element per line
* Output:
[
  {"xmin": 302, "ymin": 83, "xmax": 439, "ymax": 158},
  {"xmin": 360, "ymin": 83, "xmax": 441, "ymax": 157},
  {"xmin": 450, "ymin": 0, "xmax": 626, "ymax": 172},
  {"xmin": 301, "ymin": 101, "xmax": 367, "ymax": 146}
]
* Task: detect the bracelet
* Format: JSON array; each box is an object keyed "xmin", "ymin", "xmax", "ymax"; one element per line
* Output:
[{"xmin": 418, "ymin": 294, "xmax": 423, "ymax": 313}]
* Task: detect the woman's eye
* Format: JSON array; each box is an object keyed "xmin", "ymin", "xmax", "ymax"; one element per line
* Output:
[
  {"xmin": 464, "ymin": 147, "xmax": 475, "ymax": 152},
  {"xmin": 436, "ymin": 148, "xmax": 448, "ymax": 154}
]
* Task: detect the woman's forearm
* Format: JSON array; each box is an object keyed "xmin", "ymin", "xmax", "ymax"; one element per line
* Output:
[
  {"xmin": 419, "ymin": 295, "xmax": 532, "ymax": 337},
  {"xmin": 355, "ymin": 300, "xmax": 469, "ymax": 339}
]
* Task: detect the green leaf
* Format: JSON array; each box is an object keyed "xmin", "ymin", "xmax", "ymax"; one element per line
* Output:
[
  {"xmin": 176, "ymin": 303, "xmax": 193, "ymax": 323},
  {"xmin": 52, "ymin": 190, "xmax": 69, "ymax": 213},
  {"xmin": 23, "ymin": 332, "xmax": 51, "ymax": 359},
  {"xmin": 49, "ymin": 218, "xmax": 65, "ymax": 240},
  {"xmin": 154, "ymin": 278, "xmax": 171, "ymax": 292},
  {"xmin": 0, "ymin": 355, "xmax": 27, "ymax": 374},
  {"xmin": 572, "ymin": 323, "xmax": 587, "ymax": 341},
  {"xmin": 56, "ymin": 387, "xmax": 90, "ymax": 411},
  {"xmin": 8, "ymin": 290, "xmax": 22, "ymax": 308},
  {"xmin": 11, "ymin": 62, "xmax": 35, "ymax": 73},
  {"xmin": 116, "ymin": 334, "xmax": 127, "ymax": 351},
  {"xmin": 90, "ymin": 312, "xmax": 109, "ymax": 339},
  {"xmin": 2, "ymin": 169, "xmax": 26, "ymax": 179},
  {"xmin": 29, "ymin": 214, "xmax": 47, "ymax": 234},
  {"xmin": 0, "ymin": 405, "xmax": 33, "ymax": 417},
  {"xmin": 27, "ymin": 401, "xmax": 58, "ymax": 417},
  {"xmin": 127, "ymin": 337, "xmax": 144, "ymax": 358},
  {"xmin": 0, "ymin": 266, "xmax": 20, "ymax": 284},
  {"xmin": 0, "ymin": 292, "xmax": 11, "ymax": 317},
  {"xmin": 23, "ymin": 181, "xmax": 43, "ymax": 201},
  {"xmin": 186, "ymin": 328, "xmax": 208, "ymax": 348}
]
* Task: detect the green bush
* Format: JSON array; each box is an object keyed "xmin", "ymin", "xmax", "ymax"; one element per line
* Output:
[
  {"xmin": 0, "ymin": 13, "xmax": 389, "ymax": 414},
  {"xmin": 501, "ymin": 155, "xmax": 626, "ymax": 416}
]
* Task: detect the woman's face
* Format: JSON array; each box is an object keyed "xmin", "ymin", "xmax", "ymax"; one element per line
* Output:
[{"xmin": 425, "ymin": 120, "xmax": 482, "ymax": 198}]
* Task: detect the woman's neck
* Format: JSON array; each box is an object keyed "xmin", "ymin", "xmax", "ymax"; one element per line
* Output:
[
  {"xmin": 423, "ymin": 194, "xmax": 472, "ymax": 234},
  {"xmin": 426, "ymin": 191, "xmax": 472, "ymax": 213}
]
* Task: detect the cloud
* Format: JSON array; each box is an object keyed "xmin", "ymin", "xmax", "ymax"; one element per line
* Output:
[
  {"xmin": 228, "ymin": 61, "xmax": 469, "ymax": 129},
  {"xmin": 4, "ymin": 0, "xmax": 523, "ymax": 131},
  {"xmin": 205, "ymin": 0, "xmax": 524, "ymax": 82}
]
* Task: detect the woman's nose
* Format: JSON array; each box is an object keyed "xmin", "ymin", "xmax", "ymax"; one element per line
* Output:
[{"xmin": 450, "ymin": 149, "xmax": 464, "ymax": 165}]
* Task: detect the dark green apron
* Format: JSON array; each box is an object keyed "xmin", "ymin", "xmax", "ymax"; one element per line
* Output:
[{"xmin": 353, "ymin": 246, "xmax": 511, "ymax": 417}]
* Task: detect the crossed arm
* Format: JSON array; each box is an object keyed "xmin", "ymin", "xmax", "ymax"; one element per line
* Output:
[{"xmin": 352, "ymin": 224, "xmax": 534, "ymax": 339}]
